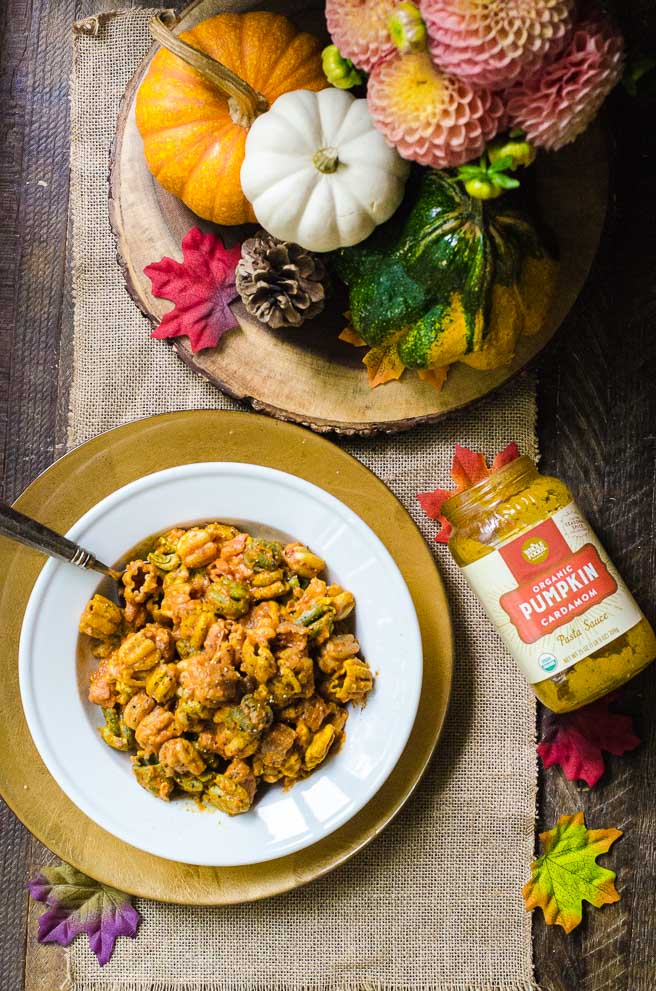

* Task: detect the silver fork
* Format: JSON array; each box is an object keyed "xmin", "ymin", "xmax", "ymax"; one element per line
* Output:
[{"xmin": 0, "ymin": 503, "xmax": 120, "ymax": 580}]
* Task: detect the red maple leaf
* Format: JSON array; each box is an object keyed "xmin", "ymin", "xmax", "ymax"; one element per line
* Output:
[
  {"xmin": 538, "ymin": 693, "xmax": 640, "ymax": 788},
  {"xmin": 144, "ymin": 227, "xmax": 242, "ymax": 353},
  {"xmin": 417, "ymin": 442, "xmax": 520, "ymax": 543}
]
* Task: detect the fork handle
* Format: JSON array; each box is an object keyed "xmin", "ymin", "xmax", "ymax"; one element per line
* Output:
[{"xmin": 0, "ymin": 503, "xmax": 116, "ymax": 579}]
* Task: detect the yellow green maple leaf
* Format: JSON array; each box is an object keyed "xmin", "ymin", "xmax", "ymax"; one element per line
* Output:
[{"xmin": 522, "ymin": 812, "xmax": 622, "ymax": 933}]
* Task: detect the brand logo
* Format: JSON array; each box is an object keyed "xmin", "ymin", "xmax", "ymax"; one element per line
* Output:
[
  {"xmin": 499, "ymin": 517, "xmax": 570, "ymax": 584},
  {"xmin": 538, "ymin": 652, "xmax": 558, "ymax": 673},
  {"xmin": 521, "ymin": 537, "xmax": 549, "ymax": 564}
]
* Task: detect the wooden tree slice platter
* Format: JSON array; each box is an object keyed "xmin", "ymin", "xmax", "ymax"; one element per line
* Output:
[{"xmin": 109, "ymin": 0, "xmax": 609, "ymax": 435}]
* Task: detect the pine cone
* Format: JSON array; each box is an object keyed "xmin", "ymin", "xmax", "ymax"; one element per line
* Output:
[{"xmin": 236, "ymin": 233, "xmax": 328, "ymax": 330}]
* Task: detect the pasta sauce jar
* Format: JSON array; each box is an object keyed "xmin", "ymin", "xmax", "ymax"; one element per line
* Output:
[{"xmin": 442, "ymin": 456, "xmax": 656, "ymax": 712}]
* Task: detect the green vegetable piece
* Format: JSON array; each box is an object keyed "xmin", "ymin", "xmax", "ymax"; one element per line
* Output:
[
  {"xmin": 236, "ymin": 693, "xmax": 273, "ymax": 734},
  {"xmin": 147, "ymin": 550, "xmax": 181, "ymax": 572},
  {"xmin": 206, "ymin": 576, "xmax": 250, "ymax": 618},
  {"xmin": 217, "ymin": 695, "xmax": 273, "ymax": 753},
  {"xmin": 133, "ymin": 752, "xmax": 159, "ymax": 767},
  {"xmin": 176, "ymin": 770, "xmax": 213, "ymax": 794},
  {"xmin": 175, "ymin": 698, "xmax": 212, "ymax": 731},
  {"xmin": 99, "ymin": 707, "xmax": 135, "ymax": 752},
  {"xmin": 177, "ymin": 776, "xmax": 203, "ymax": 794},
  {"xmin": 101, "ymin": 706, "xmax": 121, "ymax": 735},
  {"xmin": 132, "ymin": 761, "xmax": 173, "ymax": 799},
  {"xmin": 296, "ymin": 602, "xmax": 336, "ymax": 639},
  {"xmin": 120, "ymin": 724, "xmax": 136, "ymax": 749},
  {"xmin": 100, "ymin": 726, "xmax": 129, "ymax": 751},
  {"xmin": 243, "ymin": 537, "xmax": 283, "ymax": 572},
  {"xmin": 175, "ymin": 640, "xmax": 194, "ymax": 659},
  {"xmin": 297, "ymin": 603, "xmax": 328, "ymax": 626},
  {"xmin": 321, "ymin": 44, "xmax": 363, "ymax": 89},
  {"xmin": 307, "ymin": 615, "xmax": 335, "ymax": 640}
]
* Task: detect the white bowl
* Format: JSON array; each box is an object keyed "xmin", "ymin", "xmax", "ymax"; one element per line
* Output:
[{"xmin": 19, "ymin": 463, "xmax": 422, "ymax": 867}]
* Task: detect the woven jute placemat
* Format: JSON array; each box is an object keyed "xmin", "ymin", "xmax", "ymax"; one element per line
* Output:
[{"xmin": 62, "ymin": 9, "xmax": 539, "ymax": 989}]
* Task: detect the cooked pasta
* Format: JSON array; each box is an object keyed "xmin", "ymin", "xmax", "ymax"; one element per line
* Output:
[{"xmin": 79, "ymin": 524, "xmax": 374, "ymax": 815}]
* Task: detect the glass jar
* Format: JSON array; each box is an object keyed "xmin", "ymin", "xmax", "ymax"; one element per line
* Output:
[{"xmin": 442, "ymin": 456, "xmax": 656, "ymax": 712}]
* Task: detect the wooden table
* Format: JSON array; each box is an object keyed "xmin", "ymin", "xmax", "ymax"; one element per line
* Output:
[{"xmin": 2, "ymin": 2, "xmax": 655, "ymax": 989}]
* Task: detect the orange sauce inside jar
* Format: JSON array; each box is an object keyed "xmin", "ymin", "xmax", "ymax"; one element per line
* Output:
[{"xmin": 442, "ymin": 457, "xmax": 656, "ymax": 712}]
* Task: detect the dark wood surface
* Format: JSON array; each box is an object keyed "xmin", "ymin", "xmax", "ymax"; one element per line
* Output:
[{"xmin": 1, "ymin": 1, "xmax": 655, "ymax": 989}]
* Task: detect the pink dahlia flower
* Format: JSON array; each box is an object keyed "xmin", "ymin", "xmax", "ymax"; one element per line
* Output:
[
  {"xmin": 507, "ymin": 13, "xmax": 625, "ymax": 150},
  {"xmin": 367, "ymin": 51, "xmax": 506, "ymax": 169},
  {"xmin": 326, "ymin": 0, "xmax": 419, "ymax": 73},
  {"xmin": 421, "ymin": 0, "xmax": 575, "ymax": 90}
]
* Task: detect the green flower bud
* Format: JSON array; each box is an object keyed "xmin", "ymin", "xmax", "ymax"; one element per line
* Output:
[
  {"xmin": 489, "ymin": 138, "xmax": 536, "ymax": 170},
  {"xmin": 389, "ymin": 2, "xmax": 428, "ymax": 54},
  {"xmin": 464, "ymin": 178, "xmax": 503, "ymax": 201},
  {"xmin": 321, "ymin": 45, "xmax": 363, "ymax": 90}
]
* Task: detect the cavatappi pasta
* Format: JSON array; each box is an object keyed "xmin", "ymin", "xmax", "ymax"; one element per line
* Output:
[{"xmin": 79, "ymin": 524, "xmax": 375, "ymax": 815}]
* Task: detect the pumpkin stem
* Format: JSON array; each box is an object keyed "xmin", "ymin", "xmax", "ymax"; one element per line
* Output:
[
  {"xmin": 313, "ymin": 147, "xmax": 340, "ymax": 174},
  {"xmin": 148, "ymin": 13, "xmax": 269, "ymax": 128}
]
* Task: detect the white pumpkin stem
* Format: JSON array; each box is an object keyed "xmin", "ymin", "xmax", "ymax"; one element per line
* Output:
[
  {"xmin": 148, "ymin": 13, "xmax": 269, "ymax": 127},
  {"xmin": 313, "ymin": 147, "xmax": 340, "ymax": 174}
]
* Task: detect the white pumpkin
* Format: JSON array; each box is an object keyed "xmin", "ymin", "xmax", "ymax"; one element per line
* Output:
[{"xmin": 240, "ymin": 88, "xmax": 410, "ymax": 253}]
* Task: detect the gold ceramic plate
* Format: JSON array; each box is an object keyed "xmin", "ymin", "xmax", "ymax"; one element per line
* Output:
[{"xmin": 0, "ymin": 411, "xmax": 453, "ymax": 904}]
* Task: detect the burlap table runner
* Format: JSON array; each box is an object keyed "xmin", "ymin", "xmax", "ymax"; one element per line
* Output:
[{"xmin": 64, "ymin": 10, "xmax": 540, "ymax": 989}]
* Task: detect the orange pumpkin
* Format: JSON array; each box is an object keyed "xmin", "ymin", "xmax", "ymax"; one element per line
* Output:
[{"xmin": 136, "ymin": 12, "xmax": 328, "ymax": 226}]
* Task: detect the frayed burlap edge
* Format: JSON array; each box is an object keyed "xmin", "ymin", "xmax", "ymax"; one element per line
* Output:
[{"xmin": 67, "ymin": 983, "xmax": 543, "ymax": 991}]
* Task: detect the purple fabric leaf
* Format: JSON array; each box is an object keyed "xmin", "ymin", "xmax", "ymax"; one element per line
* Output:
[
  {"xmin": 27, "ymin": 863, "xmax": 140, "ymax": 966},
  {"xmin": 26, "ymin": 874, "xmax": 53, "ymax": 903}
]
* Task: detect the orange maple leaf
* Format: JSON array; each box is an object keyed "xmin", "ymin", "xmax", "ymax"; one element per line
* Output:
[
  {"xmin": 363, "ymin": 339, "xmax": 405, "ymax": 389},
  {"xmin": 339, "ymin": 326, "xmax": 367, "ymax": 347},
  {"xmin": 418, "ymin": 367, "xmax": 449, "ymax": 393},
  {"xmin": 417, "ymin": 442, "xmax": 520, "ymax": 543},
  {"xmin": 338, "ymin": 311, "xmax": 366, "ymax": 348}
]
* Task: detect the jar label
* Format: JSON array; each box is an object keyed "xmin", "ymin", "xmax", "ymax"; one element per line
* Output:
[{"xmin": 461, "ymin": 503, "xmax": 643, "ymax": 684}]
